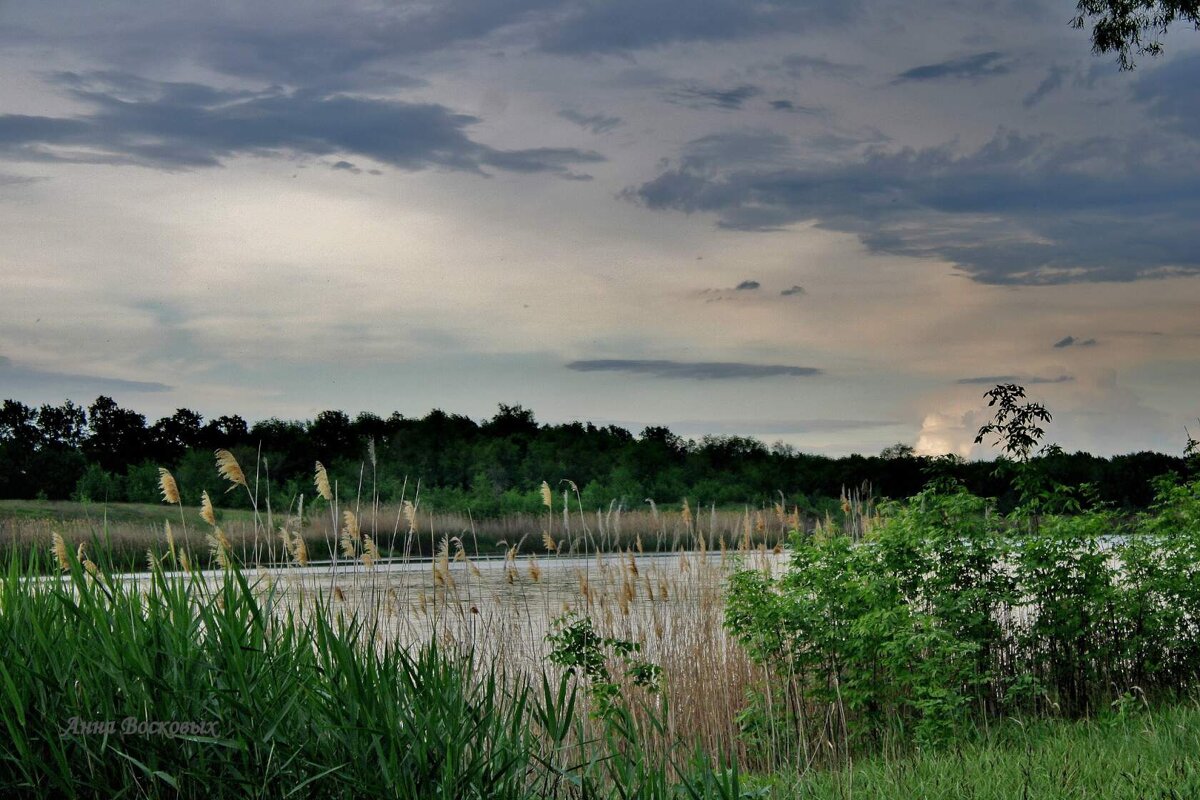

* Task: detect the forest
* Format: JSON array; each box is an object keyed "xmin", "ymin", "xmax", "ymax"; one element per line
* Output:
[{"xmin": 0, "ymin": 395, "xmax": 1191, "ymax": 516}]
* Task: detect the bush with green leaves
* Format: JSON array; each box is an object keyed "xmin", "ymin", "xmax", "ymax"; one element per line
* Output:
[{"xmin": 726, "ymin": 472, "xmax": 1200, "ymax": 754}]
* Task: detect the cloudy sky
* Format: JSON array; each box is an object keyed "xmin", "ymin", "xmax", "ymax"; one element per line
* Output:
[{"xmin": 1, "ymin": 0, "xmax": 1198, "ymax": 457}]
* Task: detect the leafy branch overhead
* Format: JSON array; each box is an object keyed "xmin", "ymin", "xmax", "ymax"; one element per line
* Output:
[{"xmin": 1073, "ymin": 0, "xmax": 1200, "ymax": 69}]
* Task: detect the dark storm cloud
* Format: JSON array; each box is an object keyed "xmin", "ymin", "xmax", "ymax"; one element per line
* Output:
[
  {"xmin": 14, "ymin": 0, "xmax": 860, "ymax": 88},
  {"xmin": 0, "ymin": 357, "xmax": 172, "ymax": 393},
  {"xmin": 8, "ymin": 1, "xmax": 559, "ymax": 89},
  {"xmin": 0, "ymin": 73, "xmax": 603, "ymax": 176},
  {"xmin": 666, "ymin": 84, "xmax": 762, "ymax": 110},
  {"xmin": 629, "ymin": 130, "xmax": 1200, "ymax": 284},
  {"xmin": 780, "ymin": 285, "xmax": 806, "ymax": 296},
  {"xmin": 956, "ymin": 374, "xmax": 1074, "ymax": 385},
  {"xmin": 893, "ymin": 51, "xmax": 1010, "ymax": 84},
  {"xmin": 558, "ymin": 109, "xmax": 623, "ymax": 134},
  {"xmin": 735, "ymin": 280, "xmax": 760, "ymax": 290},
  {"xmin": 566, "ymin": 359, "xmax": 822, "ymax": 379},
  {"xmin": 1053, "ymin": 335, "xmax": 1098, "ymax": 348}
]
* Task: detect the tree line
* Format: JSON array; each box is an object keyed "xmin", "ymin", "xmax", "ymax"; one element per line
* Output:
[{"xmin": 0, "ymin": 396, "xmax": 1191, "ymax": 516}]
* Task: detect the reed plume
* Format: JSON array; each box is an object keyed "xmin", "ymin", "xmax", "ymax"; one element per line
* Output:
[
  {"xmin": 540, "ymin": 481, "xmax": 552, "ymax": 509},
  {"xmin": 315, "ymin": 462, "xmax": 333, "ymax": 502},
  {"xmin": 207, "ymin": 528, "xmax": 232, "ymax": 569},
  {"xmin": 542, "ymin": 531, "xmax": 558, "ymax": 552},
  {"xmin": 341, "ymin": 510, "xmax": 360, "ymax": 558},
  {"xmin": 292, "ymin": 536, "xmax": 309, "ymax": 567},
  {"xmin": 51, "ymin": 532, "xmax": 70, "ymax": 572},
  {"xmin": 215, "ymin": 449, "xmax": 248, "ymax": 491},
  {"xmin": 158, "ymin": 468, "xmax": 180, "ymax": 505},
  {"xmin": 200, "ymin": 491, "xmax": 217, "ymax": 527},
  {"xmin": 361, "ymin": 535, "xmax": 378, "ymax": 568}
]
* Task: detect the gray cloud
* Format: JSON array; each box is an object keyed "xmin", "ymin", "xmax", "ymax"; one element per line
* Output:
[
  {"xmin": 537, "ymin": 0, "xmax": 857, "ymax": 55},
  {"xmin": 558, "ymin": 109, "xmax": 623, "ymax": 134},
  {"xmin": 1023, "ymin": 65, "xmax": 1068, "ymax": 108},
  {"xmin": 0, "ymin": 72, "xmax": 603, "ymax": 176},
  {"xmin": 566, "ymin": 359, "xmax": 822, "ymax": 379},
  {"xmin": 666, "ymin": 84, "xmax": 762, "ymax": 110},
  {"xmin": 893, "ymin": 51, "xmax": 1010, "ymax": 84},
  {"xmin": 780, "ymin": 54, "xmax": 863, "ymax": 79},
  {"xmin": 0, "ymin": 357, "xmax": 172, "ymax": 394},
  {"xmin": 675, "ymin": 130, "xmax": 794, "ymax": 169},
  {"xmin": 768, "ymin": 99, "xmax": 820, "ymax": 114},
  {"xmin": 1053, "ymin": 335, "xmax": 1098, "ymax": 348},
  {"xmin": 956, "ymin": 374, "xmax": 1074, "ymax": 385},
  {"xmin": 666, "ymin": 418, "xmax": 898, "ymax": 435},
  {"xmin": 1136, "ymin": 53, "xmax": 1200, "ymax": 139},
  {"xmin": 780, "ymin": 284, "xmax": 806, "ymax": 296},
  {"xmin": 735, "ymin": 280, "xmax": 760, "ymax": 290},
  {"xmin": 629, "ymin": 130, "xmax": 1200, "ymax": 284}
]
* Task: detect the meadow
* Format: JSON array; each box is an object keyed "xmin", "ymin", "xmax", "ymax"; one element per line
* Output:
[{"xmin": 2, "ymin": 429, "xmax": 1199, "ymax": 798}]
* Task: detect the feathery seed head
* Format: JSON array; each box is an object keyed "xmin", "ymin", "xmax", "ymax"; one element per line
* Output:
[
  {"xmin": 540, "ymin": 481, "xmax": 552, "ymax": 509},
  {"xmin": 292, "ymin": 536, "xmax": 309, "ymax": 567},
  {"xmin": 200, "ymin": 491, "xmax": 217, "ymax": 526},
  {"xmin": 158, "ymin": 468, "xmax": 180, "ymax": 505},
  {"xmin": 215, "ymin": 449, "xmax": 248, "ymax": 490},
  {"xmin": 314, "ymin": 462, "xmax": 333, "ymax": 501},
  {"xmin": 51, "ymin": 532, "xmax": 70, "ymax": 572},
  {"xmin": 362, "ymin": 535, "xmax": 379, "ymax": 568}
]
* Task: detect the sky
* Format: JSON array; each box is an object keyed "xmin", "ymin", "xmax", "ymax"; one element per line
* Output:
[{"xmin": 0, "ymin": 0, "xmax": 1198, "ymax": 457}]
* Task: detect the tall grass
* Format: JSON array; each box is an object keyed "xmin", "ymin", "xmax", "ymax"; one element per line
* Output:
[{"xmin": 0, "ymin": 549, "xmax": 755, "ymax": 799}]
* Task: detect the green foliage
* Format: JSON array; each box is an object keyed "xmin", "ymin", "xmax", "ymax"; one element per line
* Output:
[
  {"xmin": 547, "ymin": 613, "xmax": 662, "ymax": 717},
  {"xmin": 726, "ymin": 472, "xmax": 1200, "ymax": 753},
  {"xmin": 0, "ymin": 552, "xmax": 735, "ymax": 799}
]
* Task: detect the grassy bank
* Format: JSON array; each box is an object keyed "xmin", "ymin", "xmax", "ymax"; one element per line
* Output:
[{"xmin": 779, "ymin": 704, "xmax": 1200, "ymax": 799}]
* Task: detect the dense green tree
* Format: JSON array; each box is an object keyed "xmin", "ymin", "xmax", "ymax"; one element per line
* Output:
[{"xmin": 84, "ymin": 397, "xmax": 150, "ymax": 472}]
